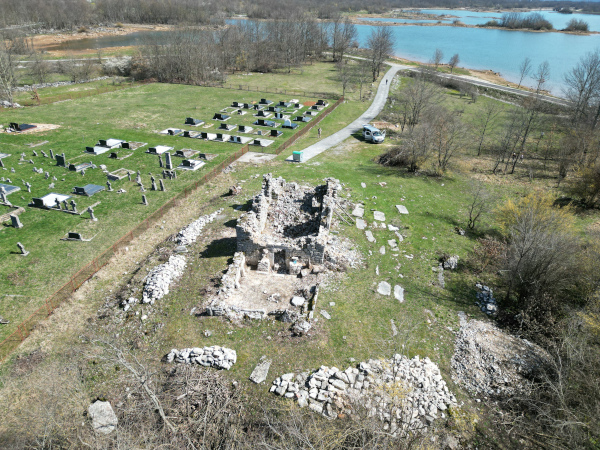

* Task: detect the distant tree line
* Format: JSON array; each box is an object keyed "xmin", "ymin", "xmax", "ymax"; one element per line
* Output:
[{"xmin": 2, "ymin": 0, "xmax": 600, "ymax": 31}]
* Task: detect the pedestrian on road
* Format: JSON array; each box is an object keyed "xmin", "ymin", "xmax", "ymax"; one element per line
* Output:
[
  {"xmin": 318, "ymin": 127, "xmax": 322, "ymax": 139},
  {"xmin": 386, "ymin": 79, "xmax": 388, "ymax": 85}
]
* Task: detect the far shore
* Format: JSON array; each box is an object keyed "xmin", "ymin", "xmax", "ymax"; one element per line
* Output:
[{"xmin": 351, "ymin": 17, "xmax": 597, "ymax": 35}]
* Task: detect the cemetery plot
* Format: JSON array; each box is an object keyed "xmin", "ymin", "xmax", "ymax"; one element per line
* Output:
[
  {"xmin": 238, "ymin": 125, "xmax": 253, "ymax": 133},
  {"xmin": 218, "ymin": 123, "xmax": 236, "ymax": 132},
  {"xmin": 73, "ymin": 184, "xmax": 105, "ymax": 196},
  {"xmin": 174, "ymin": 150, "xmax": 217, "ymax": 160},
  {"xmin": 0, "ymin": 184, "xmax": 20, "ymax": 196},
  {"xmin": 159, "ymin": 128, "xmax": 184, "ymax": 136},
  {"xmin": 212, "ymin": 113, "xmax": 230, "ymax": 121},
  {"xmin": 254, "ymin": 119, "xmax": 278, "ymax": 127},
  {"xmin": 228, "ymin": 135, "xmax": 252, "ymax": 144},
  {"xmin": 177, "ymin": 159, "xmax": 206, "ymax": 171},
  {"xmin": 8, "ymin": 123, "xmax": 37, "ymax": 132},
  {"xmin": 251, "ymin": 138, "xmax": 275, "ymax": 147},
  {"xmin": 61, "ymin": 231, "xmax": 93, "ymax": 241},
  {"xmin": 107, "ymin": 168, "xmax": 133, "ymax": 180},
  {"xmin": 255, "ymin": 111, "xmax": 272, "ymax": 119},
  {"xmin": 69, "ymin": 162, "xmax": 95, "ymax": 172},
  {"xmin": 147, "ymin": 145, "xmax": 174, "ymax": 155},
  {"xmin": 121, "ymin": 141, "xmax": 147, "ymax": 150},
  {"xmin": 29, "ymin": 193, "xmax": 71, "ymax": 209},
  {"xmin": 184, "ymin": 118, "xmax": 204, "ymax": 126},
  {"xmin": 181, "ymin": 130, "xmax": 201, "ymax": 138}
]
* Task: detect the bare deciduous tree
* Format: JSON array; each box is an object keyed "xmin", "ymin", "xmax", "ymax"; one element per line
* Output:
[
  {"xmin": 367, "ymin": 26, "xmax": 394, "ymax": 82},
  {"xmin": 517, "ymin": 56, "xmax": 532, "ymax": 89},
  {"xmin": 466, "ymin": 180, "xmax": 492, "ymax": 229},
  {"xmin": 431, "ymin": 48, "xmax": 444, "ymax": 70},
  {"xmin": 474, "ymin": 101, "xmax": 501, "ymax": 156},
  {"xmin": 448, "ymin": 53, "xmax": 460, "ymax": 73}
]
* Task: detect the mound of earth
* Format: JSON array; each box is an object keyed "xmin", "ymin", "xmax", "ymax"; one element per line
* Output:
[{"xmin": 451, "ymin": 319, "xmax": 553, "ymax": 397}]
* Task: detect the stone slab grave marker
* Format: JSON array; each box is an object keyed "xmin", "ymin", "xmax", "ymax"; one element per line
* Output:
[
  {"xmin": 62, "ymin": 232, "xmax": 84, "ymax": 241},
  {"xmin": 10, "ymin": 214, "xmax": 23, "ymax": 228},
  {"xmin": 142, "ymin": 195, "xmax": 148, "ymax": 205},
  {"xmin": 378, "ymin": 281, "xmax": 391, "ymax": 296},
  {"xmin": 17, "ymin": 242, "xmax": 29, "ymax": 256},
  {"xmin": 160, "ymin": 179, "xmax": 165, "ymax": 191},
  {"xmin": 177, "ymin": 159, "xmax": 205, "ymax": 171},
  {"xmin": 165, "ymin": 152, "xmax": 173, "ymax": 170},
  {"xmin": 396, "ymin": 205, "xmax": 409, "ymax": 215},
  {"xmin": 249, "ymin": 356, "xmax": 272, "ymax": 384},
  {"xmin": 373, "ymin": 211, "xmax": 386, "ymax": 222},
  {"xmin": 56, "ymin": 153, "xmax": 66, "ymax": 167}
]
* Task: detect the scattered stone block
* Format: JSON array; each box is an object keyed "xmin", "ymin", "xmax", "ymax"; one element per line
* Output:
[
  {"xmin": 394, "ymin": 285, "xmax": 404, "ymax": 302},
  {"xmin": 361, "ymin": 182, "xmax": 366, "ymax": 188},
  {"xmin": 379, "ymin": 246, "xmax": 385, "ymax": 255},
  {"xmin": 88, "ymin": 401, "xmax": 118, "ymax": 434},
  {"xmin": 320, "ymin": 310, "xmax": 331, "ymax": 320},
  {"xmin": 291, "ymin": 296, "xmax": 305, "ymax": 307},
  {"xmin": 373, "ymin": 211, "xmax": 386, "ymax": 221},
  {"xmin": 356, "ymin": 218, "xmax": 366, "ymax": 230},
  {"xmin": 352, "ymin": 205, "xmax": 364, "ymax": 217},
  {"xmin": 378, "ymin": 281, "xmax": 391, "ymax": 296},
  {"xmin": 396, "ymin": 205, "xmax": 409, "ymax": 214},
  {"xmin": 365, "ymin": 230, "xmax": 376, "ymax": 243},
  {"xmin": 250, "ymin": 357, "xmax": 272, "ymax": 384}
]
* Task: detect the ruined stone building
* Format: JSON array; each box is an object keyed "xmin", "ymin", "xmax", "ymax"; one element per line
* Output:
[{"xmin": 236, "ymin": 174, "xmax": 340, "ymax": 274}]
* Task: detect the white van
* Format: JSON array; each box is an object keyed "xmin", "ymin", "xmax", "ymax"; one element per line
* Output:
[{"xmin": 362, "ymin": 124, "xmax": 385, "ymax": 143}]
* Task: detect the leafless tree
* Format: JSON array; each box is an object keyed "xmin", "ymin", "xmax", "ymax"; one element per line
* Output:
[
  {"xmin": 424, "ymin": 106, "xmax": 465, "ymax": 172},
  {"xmin": 392, "ymin": 72, "xmax": 443, "ymax": 132},
  {"xmin": 431, "ymin": 48, "xmax": 443, "ymax": 70},
  {"xmin": 448, "ymin": 53, "xmax": 460, "ymax": 73},
  {"xmin": 466, "ymin": 180, "xmax": 492, "ymax": 229},
  {"xmin": 474, "ymin": 101, "xmax": 501, "ymax": 156},
  {"xmin": 563, "ymin": 49, "xmax": 600, "ymax": 129},
  {"xmin": 367, "ymin": 26, "xmax": 394, "ymax": 82},
  {"xmin": 330, "ymin": 15, "xmax": 356, "ymax": 63},
  {"xmin": 0, "ymin": 41, "xmax": 16, "ymax": 103},
  {"xmin": 378, "ymin": 125, "xmax": 432, "ymax": 172},
  {"xmin": 517, "ymin": 56, "xmax": 532, "ymax": 88},
  {"xmin": 30, "ymin": 50, "xmax": 51, "ymax": 84}
]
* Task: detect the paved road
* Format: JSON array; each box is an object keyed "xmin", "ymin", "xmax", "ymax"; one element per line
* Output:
[{"xmin": 286, "ymin": 63, "xmax": 408, "ymax": 162}]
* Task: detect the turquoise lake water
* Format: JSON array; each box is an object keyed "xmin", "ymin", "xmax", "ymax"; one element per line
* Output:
[{"xmin": 45, "ymin": 14, "xmax": 600, "ymax": 95}]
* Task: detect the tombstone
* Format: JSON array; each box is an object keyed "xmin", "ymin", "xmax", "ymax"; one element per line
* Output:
[
  {"xmin": 20, "ymin": 153, "xmax": 25, "ymax": 162},
  {"xmin": 165, "ymin": 152, "xmax": 173, "ymax": 170},
  {"xmin": 201, "ymin": 132, "xmax": 208, "ymax": 140},
  {"xmin": 49, "ymin": 149, "xmax": 54, "ymax": 159},
  {"xmin": 81, "ymin": 169, "xmax": 86, "ymax": 177},
  {"xmin": 151, "ymin": 179, "xmax": 157, "ymax": 191},
  {"xmin": 127, "ymin": 171, "xmax": 132, "ymax": 182},
  {"xmin": 142, "ymin": 195, "xmax": 148, "ymax": 206},
  {"xmin": 140, "ymin": 183, "xmax": 145, "ymax": 192},
  {"xmin": 11, "ymin": 167, "xmax": 15, "ymax": 173},
  {"xmin": 10, "ymin": 214, "xmax": 23, "ymax": 229},
  {"xmin": 55, "ymin": 198, "xmax": 61, "ymax": 209},
  {"xmin": 160, "ymin": 179, "xmax": 165, "ymax": 191},
  {"xmin": 56, "ymin": 153, "xmax": 66, "ymax": 168},
  {"xmin": 216, "ymin": 133, "xmax": 223, "ymax": 141},
  {"xmin": 274, "ymin": 112, "xmax": 283, "ymax": 119},
  {"xmin": 257, "ymin": 130, "xmax": 262, "ymax": 136},
  {"xmin": 0, "ymin": 187, "xmax": 6, "ymax": 204},
  {"xmin": 62, "ymin": 199, "xmax": 68, "ymax": 210},
  {"xmin": 107, "ymin": 180, "xmax": 113, "ymax": 191},
  {"xmin": 87, "ymin": 206, "xmax": 97, "ymax": 221},
  {"xmin": 66, "ymin": 232, "xmax": 83, "ymax": 241},
  {"xmin": 0, "ymin": 159, "xmax": 3, "ymax": 168},
  {"xmin": 32, "ymin": 150, "xmax": 38, "ymax": 157},
  {"xmin": 48, "ymin": 182, "xmax": 54, "ymax": 189},
  {"xmin": 17, "ymin": 242, "xmax": 29, "ymax": 256},
  {"xmin": 70, "ymin": 200, "xmax": 77, "ymax": 213},
  {"xmin": 270, "ymin": 129, "xmax": 282, "ymax": 137},
  {"xmin": 41, "ymin": 151, "xmax": 48, "ymax": 158},
  {"xmin": 109, "ymin": 152, "xmax": 118, "ymax": 159},
  {"xmin": 25, "ymin": 182, "xmax": 31, "ymax": 193}
]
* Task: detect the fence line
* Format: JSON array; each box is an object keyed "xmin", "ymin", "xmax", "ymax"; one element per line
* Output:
[{"xmin": 0, "ymin": 94, "xmax": 343, "ymax": 363}]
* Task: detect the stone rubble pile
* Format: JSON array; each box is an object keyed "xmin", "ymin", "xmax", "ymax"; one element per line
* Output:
[
  {"xmin": 165, "ymin": 346, "xmax": 237, "ymax": 370},
  {"xmin": 175, "ymin": 208, "xmax": 223, "ymax": 246},
  {"xmin": 451, "ymin": 319, "xmax": 552, "ymax": 397},
  {"xmin": 268, "ymin": 182, "xmax": 320, "ymax": 239},
  {"xmin": 12, "ymin": 76, "xmax": 111, "ymax": 93},
  {"xmin": 142, "ymin": 255, "xmax": 187, "ymax": 304},
  {"xmin": 475, "ymin": 283, "xmax": 497, "ymax": 315},
  {"xmin": 271, "ymin": 355, "xmax": 456, "ymax": 433}
]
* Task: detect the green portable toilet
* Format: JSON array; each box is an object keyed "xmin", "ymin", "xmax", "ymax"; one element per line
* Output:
[{"xmin": 292, "ymin": 151, "xmax": 304, "ymax": 162}]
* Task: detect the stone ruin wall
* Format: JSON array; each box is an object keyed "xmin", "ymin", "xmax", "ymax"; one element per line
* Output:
[{"xmin": 236, "ymin": 174, "xmax": 339, "ymax": 270}]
